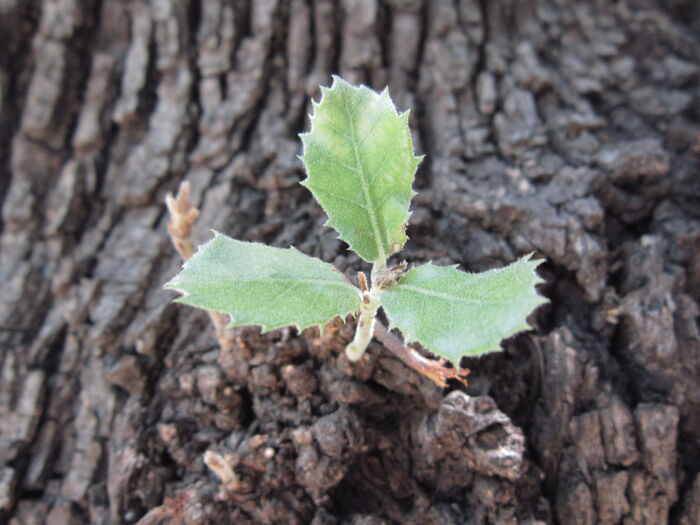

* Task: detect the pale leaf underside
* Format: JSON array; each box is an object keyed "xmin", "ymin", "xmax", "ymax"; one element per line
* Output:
[
  {"xmin": 165, "ymin": 233, "xmax": 361, "ymax": 332},
  {"xmin": 381, "ymin": 255, "xmax": 548, "ymax": 364},
  {"xmin": 300, "ymin": 76, "xmax": 420, "ymax": 264}
]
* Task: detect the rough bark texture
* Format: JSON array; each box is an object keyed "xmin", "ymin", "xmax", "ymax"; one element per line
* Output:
[{"xmin": 1, "ymin": 0, "xmax": 699, "ymax": 524}]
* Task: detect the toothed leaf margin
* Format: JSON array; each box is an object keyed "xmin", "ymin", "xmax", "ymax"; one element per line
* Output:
[
  {"xmin": 381, "ymin": 255, "xmax": 548, "ymax": 363},
  {"xmin": 299, "ymin": 76, "xmax": 421, "ymax": 264},
  {"xmin": 165, "ymin": 232, "xmax": 362, "ymax": 332}
]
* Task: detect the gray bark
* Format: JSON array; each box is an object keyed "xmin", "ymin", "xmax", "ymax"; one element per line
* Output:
[{"xmin": 1, "ymin": 0, "xmax": 699, "ymax": 523}]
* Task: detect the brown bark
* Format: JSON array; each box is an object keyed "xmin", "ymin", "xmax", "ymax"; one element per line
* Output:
[{"xmin": 1, "ymin": 0, "xmax": 699, "ymax": 523}]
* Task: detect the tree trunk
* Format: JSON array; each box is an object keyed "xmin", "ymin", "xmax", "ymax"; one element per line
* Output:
[{"xmin": 1, "ymin": 0, "xmax": 699, "ymax": 523}]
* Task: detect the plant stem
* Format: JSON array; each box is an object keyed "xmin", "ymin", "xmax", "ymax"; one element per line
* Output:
[
  {"xmin": 370, "ymin": 260, "xmax": 386, "ymax": 284},
  {"xmin": 344, "ymin": 289, "xmax": 380, "ymax": 361},
  {"xmin": 345, "ymin": 260, "xmax": 387, "ymax": 361}
]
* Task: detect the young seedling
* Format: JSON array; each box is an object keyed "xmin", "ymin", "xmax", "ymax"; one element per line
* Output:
[{"xmin": 165, "ymin": 77, "xmax": 547, "ymax": 385}]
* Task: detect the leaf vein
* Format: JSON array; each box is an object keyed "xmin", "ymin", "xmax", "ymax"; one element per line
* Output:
[
  {"xmin": 235, "ymin": 278, "xmax": 353, "ymax": 288},
  {"xmin": 309, "ymin": 140, "xmax": 360, "ymax": 173},
  {"xmin": 311, "ymin": 186, "xmax": 368, "ymax": 209},
  {"xmin": 394, "ymin": 284, "xmax": 521, "ymax": 305},
  {"xmin": 366, "ymin": 152, "xmax": 392, "ymax": 187},
  {"xmin": 343, "ymin": 95, "xmax": 387, "ymax": 263},
  {"xmin": 356, "ymin": 111, "xmax": 385, "ymax": 148},
  {"xmin": 321, "ymin": 118, "xmax": 353, "ymax": 143}
]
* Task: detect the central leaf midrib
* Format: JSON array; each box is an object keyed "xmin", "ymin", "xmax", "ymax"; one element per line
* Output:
[
  {"xmin": 343, "ymin": 95, "xmax": 386, "ymax": 263},
  {"xmin": 392, "ymin": 283, "xmax": 522, "ymax": 306},
  {"xmin": 226, "ymin": 277, "xmax": 355, "ymax": 289}
]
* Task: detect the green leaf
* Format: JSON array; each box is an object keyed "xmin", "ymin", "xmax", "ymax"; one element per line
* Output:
[
  {"xmin": 380, "ymin": 255, "xmax": 547, "ymax": 363},
  {"xmin": 164, "ymin": 232, "xmax": 361, "ymax": 332},
  {"xmin": 299, "ymin": 76, "xmax": 421, "ymax": 264}
]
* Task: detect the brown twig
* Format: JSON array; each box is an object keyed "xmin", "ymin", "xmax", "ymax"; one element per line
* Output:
[
  {"xmin": 166, "ymin": 181, "xmax": 234, "ymax": 351},
  {"xmin": 165, "ymin": 181, "xmax": 199, "ymax": 260},
  {"xmin": 373, "ymin": 321, "xmax": 470, "ymax": 388}
]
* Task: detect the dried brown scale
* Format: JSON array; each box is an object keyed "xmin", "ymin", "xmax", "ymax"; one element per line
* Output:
[{"xmin": 373, "ymin": 261, "xmax": 408, "ymax": 290}]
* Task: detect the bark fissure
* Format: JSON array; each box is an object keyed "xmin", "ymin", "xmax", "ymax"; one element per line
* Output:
[{"xmin": 1, "ymin": 0, "xmax": 699, "ymax": 523}]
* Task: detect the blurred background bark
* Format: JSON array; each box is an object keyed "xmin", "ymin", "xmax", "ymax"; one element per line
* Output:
[{"xmin": 1, "ymin": 0, "xmax": 699, "ymax": 523}]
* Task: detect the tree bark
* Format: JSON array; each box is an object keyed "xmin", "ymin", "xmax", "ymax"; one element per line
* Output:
[{"xmin": 1, "ymin": 0, "xmax": 699, "ymax": 523}]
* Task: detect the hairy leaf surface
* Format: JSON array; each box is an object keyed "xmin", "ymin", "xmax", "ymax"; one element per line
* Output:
[
  {"xmin": 381, "ymin": 255, "xmax": 547, "ymax": 363},
  {"xmin": 299, "ymin": 76, "xmax": 421, "ymax": 263},
  {"xmin": 165, "ymin": 233, "xmax": 361, "ymax": 332}
]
